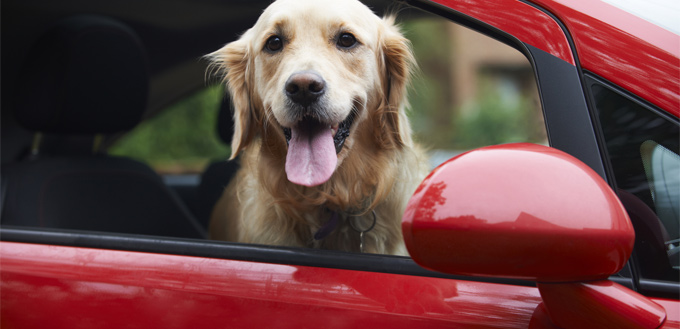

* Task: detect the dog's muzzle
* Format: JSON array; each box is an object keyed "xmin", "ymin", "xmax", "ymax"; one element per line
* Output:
[
  {"xmin": 285, "ymin": 71, "xmax": 325, "ymax": 108},
  {"xmin": 281, "ymin": 71, "xmax": 357, "ymax": 186},
  {"xmin": 283, "ymin": 112, "xmax": 354, "ymax": 154}
]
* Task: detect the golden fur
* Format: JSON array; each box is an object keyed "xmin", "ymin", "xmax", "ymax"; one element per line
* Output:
[{"xmin": 207, "ymin": 0, "xmax": 427, "ymax": 254}]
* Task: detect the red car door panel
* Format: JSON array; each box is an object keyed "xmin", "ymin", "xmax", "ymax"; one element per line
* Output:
[{"xmin": 2, "ymin": 242, "xmax": 543, "ymax": 328}]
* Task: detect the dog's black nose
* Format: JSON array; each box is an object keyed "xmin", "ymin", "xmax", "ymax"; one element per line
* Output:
[{"xmin": 285, "ymin": 71, "xmax": 325, "ymax": 107}]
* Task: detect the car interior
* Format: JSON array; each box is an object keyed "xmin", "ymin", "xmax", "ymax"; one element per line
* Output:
[
  {"xmin": 2, "ymin": 14, "xmax": 206, "ymax": 239},
  {"xmin": 0, "ymin": 0, "xmax": 396, "ymax": 237}
]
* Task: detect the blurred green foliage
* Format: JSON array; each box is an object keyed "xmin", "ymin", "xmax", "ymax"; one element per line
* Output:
[
  {"xmin": 403, "ymin": 18, "xmax": 456, "ymax": 150},
  {"xmin": 108, "ymin": 85, "xmax": 229, "ymax": 173},
  {"xmin": 403, "ymin": 18, "xmax": 545, "ymax": 151},
  {"xmin": 453, "ymin": 82, "xmax": 538, "ymax": 147}
]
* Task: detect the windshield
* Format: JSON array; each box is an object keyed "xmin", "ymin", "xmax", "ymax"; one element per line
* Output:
[{"xmin": 600, "ymin": 0, "xmax": 680, "ymax": 34}]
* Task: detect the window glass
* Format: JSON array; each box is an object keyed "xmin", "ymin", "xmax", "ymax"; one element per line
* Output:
[
  {"xmin": 402, "ymin": 14, "xmax": 546, "ymax": 168},
  {"xmin": 641, "ymin": 140, "xmax": 680, "ymax": 240},
  {"xmin": 591, "ymin": 81, "xmax": 680, "ymax": 281},
  {"xmin": 108, "ymin": 85, "xmax": 228, "ymax": 174}
]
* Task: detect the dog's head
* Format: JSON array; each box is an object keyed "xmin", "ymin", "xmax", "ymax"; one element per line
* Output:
[{"xmin": 208, "ymin": 0, "xmax": 415, "ymax": 187}]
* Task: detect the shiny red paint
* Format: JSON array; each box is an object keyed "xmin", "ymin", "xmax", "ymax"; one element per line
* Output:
[
  {"xmin": 530, "ymin": 0, "xmax": 680, "ymax": 117},
  {"xmin": 431, "ymin": 0, "xmax": 575, "ymax": 65},
  {"xmin": 1, "ymin": 241, "xmax": 545, "ymax": 329},
  {"xmin": 527, "ymin": 303, "xmax": 561, "ymax": 329},
  {"xmin": 403, "ymin": 143, "xmax": 634, "ymax": 282},
  {"xmin": 432, "ymin": 0, "xmax": 679, "ymax": 117},
  {"xmin": 656, "ymin": 299, "xmax": 680, "ymax": 329},
  {"xmin": 537, "ymin": 280, "xmax": 667, "ymax": 328}
]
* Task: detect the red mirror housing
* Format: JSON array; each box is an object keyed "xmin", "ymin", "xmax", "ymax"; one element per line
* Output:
[{"xmin": 402, "ymin": 143, "xmax": 634, "ymax": 282}]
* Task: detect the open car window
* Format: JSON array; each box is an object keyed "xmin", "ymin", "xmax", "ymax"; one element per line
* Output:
[{"xmin": 104, "ymin": 9, "xmax": 546, "ymax": 248}]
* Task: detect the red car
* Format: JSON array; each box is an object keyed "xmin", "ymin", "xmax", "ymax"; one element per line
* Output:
[{"xmin": 1, "ymin": 0, "xmax": 678, "ymax": 328}]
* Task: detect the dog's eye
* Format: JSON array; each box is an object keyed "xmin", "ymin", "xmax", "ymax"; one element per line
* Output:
[
  {"xmin": 265, "ymin": 35, "xmax": 283, "ymax": 52},
  {"xmin": 336, "ymin": 33, "xmax": 357, "ymax": 49}
]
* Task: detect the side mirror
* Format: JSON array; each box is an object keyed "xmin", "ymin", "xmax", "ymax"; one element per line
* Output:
[{"xmin": 403, "ymin": 143, "xmax": 666, "ymax": 328}]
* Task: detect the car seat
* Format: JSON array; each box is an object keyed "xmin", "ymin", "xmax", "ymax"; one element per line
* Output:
[
  {"xmin": 617, "ymin": 190, "xmax": 676, "ymax": 280},
  {"xmin": 1, "ymin": 15, "xmax": 206, "ymax": 239},
  {"xmin": 195, "ymin": 96, "xmax": 240, "ymax": 229}
]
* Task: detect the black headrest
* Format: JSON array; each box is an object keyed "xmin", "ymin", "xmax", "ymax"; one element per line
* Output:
[{"xmin": 14, "ymin": 15, "xmax": 149, "ymax": 134}]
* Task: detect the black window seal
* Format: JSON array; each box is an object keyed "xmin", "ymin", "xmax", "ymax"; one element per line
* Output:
[
  {"xmin": 1, "ymin": 225, "xmax": 538, "ymax": 287},
  {"xmin": 0, "ymin": 226, "xmax": 636, "ymax": 289},
  {"xmin": 584, "ymin": 72, "xmax": 680, "ymax": 126}
]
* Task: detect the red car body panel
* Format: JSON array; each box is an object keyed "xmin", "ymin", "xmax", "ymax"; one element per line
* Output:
[
  {"xmin": 537, "ymin": 281, "xmax": 667, "ymax": 328},
  {"xmin": 430, "ymin": 0, "xmax": 575, "ymax": 65},
  {"xmin": 531, "ymin": 0, "xmax": 680, "ymax": 118},
  {"xmin": 1, "ymin": 242, "xmax": 543, "ymax": 328},
  {"xmin": 431, "ymin": 0, "xmax": 679, "ymax": 117}
]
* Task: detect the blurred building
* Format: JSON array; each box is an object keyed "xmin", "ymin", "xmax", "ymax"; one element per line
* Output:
[
  {"xmin": 407, "ymin": 18, "xmax": 546, "ymax": 151},
  {"xmin": 447, "ymin": 24, "xmax": 539, "ymax": 115}
]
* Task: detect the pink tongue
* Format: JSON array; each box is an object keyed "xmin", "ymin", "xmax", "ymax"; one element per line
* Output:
[{"xmin": 285, "ymin": 123, "xmax": 337, "ymax": 187}]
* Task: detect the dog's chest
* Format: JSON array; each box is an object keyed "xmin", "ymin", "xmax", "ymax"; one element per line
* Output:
[{"xmin": 304, "ymin": 210, "xmax": 377, "ymax": 253}]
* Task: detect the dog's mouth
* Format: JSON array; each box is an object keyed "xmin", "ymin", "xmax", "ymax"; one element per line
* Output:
[
  {"xmin": 282, "ymin": 113, "xmax": 355, "ymax": 187},
  {"xmin": 283, "ymin": 113, "xmax": 354, "ymax": 154}
]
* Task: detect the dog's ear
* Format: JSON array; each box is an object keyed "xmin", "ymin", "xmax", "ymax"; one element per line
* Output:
[
  {"xmin": 207, "ymin": 35, "xmax": 258, "ymax": 159},
  {"xmin": 376, "ymin": 16, "xmax": 416, "ymax": 149}
]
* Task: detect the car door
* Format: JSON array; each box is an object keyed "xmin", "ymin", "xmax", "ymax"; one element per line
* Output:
[{"xmin": 2, "ymin": 0, "xmax": 678, "ymax": 328}]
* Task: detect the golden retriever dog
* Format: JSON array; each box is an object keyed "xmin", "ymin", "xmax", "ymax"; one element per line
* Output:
[{"xmin": 207, "ymin": 0, "xmax": 427, "ymax": 255}]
